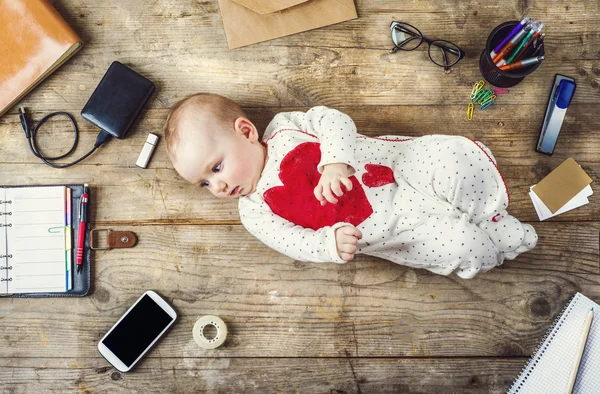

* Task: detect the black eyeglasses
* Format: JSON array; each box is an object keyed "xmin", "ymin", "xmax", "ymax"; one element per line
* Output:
[{"xmin": 390, "ymin": 21, "xmax": 465, "ymax": 70}]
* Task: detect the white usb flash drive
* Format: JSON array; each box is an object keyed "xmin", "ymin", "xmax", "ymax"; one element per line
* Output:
[{"xmin": 136, "ymin": 133, "xmax": 159, "ymax": 168}]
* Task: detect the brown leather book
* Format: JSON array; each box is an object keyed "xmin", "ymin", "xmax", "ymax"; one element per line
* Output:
[{"xmin": 0, "ymin": 0, "xmax": 83, "ymax": 117}]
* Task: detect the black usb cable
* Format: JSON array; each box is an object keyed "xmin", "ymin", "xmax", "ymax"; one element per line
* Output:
[{"xmin": 19, "ymin": 107, "xmax": 111, "ymax": 168}]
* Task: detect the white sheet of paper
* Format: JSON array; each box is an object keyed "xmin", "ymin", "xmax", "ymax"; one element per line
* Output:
[
  {"xmin": 4, "ymin": 186, "xmax": 67, "ymax": 293},
  {"xmin": 530, "ymin": 185, "xmax": 593, "ymax": 221}
]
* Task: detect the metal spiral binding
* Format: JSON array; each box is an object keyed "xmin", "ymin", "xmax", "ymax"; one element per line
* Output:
[
  {"xmin": 0, "ymin": 202, "xmax": 12, "ymax": 224},
  {"xmin": 1, "ymin": 200, "xmax": 13, "ymax": 282},
  {"xmin": 1, "ymin": 200, "xmax": 13, "ymax": 229},
  {"xmin": 507, "ymin": 294, "xmax": 580, "ymax": 393}
]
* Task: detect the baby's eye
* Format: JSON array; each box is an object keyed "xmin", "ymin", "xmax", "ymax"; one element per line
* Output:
[
  {"xmin": 213, "ymin": 162, "xmax": 222, "ymax": 173},
  {"xmin": 200, "ymin": 181, "xmax": 209, "ymax": 187}
]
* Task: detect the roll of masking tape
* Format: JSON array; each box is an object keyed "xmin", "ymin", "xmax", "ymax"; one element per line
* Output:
[{"xmin": 193, "ymin": 315, "xmax": 228, "ymax": 349}]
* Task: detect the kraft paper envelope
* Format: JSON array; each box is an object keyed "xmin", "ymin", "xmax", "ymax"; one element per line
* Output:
[
  {"xmin": 218, "ymin": 0, "xmax": 358, "ymax": 49},
  {"xmin": 532, "ymin": 158, "xmax": 593, "ymax": 214}
]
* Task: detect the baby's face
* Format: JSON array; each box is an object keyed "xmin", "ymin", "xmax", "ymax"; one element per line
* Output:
[{"xmin": 172, "ymin": 114, "xmax": 265, "ymax": 199}]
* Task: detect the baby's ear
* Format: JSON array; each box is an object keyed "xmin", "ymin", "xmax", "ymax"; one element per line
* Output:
[{"xmin": 234, "ymin": 117, "xmax": 259, "ymax": 142}]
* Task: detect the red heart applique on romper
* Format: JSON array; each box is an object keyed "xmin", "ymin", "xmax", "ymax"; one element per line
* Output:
[
  {"xmin": 362, "ymin": 164, "xmax": 396, "ymax": 187},
  {"xmin": 263, "ymin": 142, "xmax": 374, "ymax": 231}
]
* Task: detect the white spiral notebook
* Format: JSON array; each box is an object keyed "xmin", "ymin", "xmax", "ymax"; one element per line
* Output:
[
  {"xmin": 1, "ymin": 186, "xmax": 69, "ymax": 294},
  {"xmin": 508, "ymin": 293, "xmax": 599, "ymax": 394}
]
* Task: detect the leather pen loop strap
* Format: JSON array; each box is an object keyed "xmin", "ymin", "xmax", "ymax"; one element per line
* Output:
[{"xmin": 90, "ymin": 229, "xmax": 137, "ymax": 250}]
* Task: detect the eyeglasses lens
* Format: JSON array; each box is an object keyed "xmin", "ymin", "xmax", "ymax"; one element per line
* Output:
[
  {"xmin": 391, "ymin": 23, "xmax": 421, "ymax": 50},
  {"xmin": 429, "ymin": 40, "xmax": 461, "ymax": 67}
]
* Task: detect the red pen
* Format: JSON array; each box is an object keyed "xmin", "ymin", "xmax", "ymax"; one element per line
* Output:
[{"xmin": 76, "ymin": 184, "xmax": 89, "ymax": 273}]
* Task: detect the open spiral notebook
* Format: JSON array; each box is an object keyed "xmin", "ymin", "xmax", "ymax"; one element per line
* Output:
[
  {"xmin": 0, "ymin": 185, "xmax": 91, "ymax": 297},
  {"xmin": 508, "ymin": 293, "xmax": 599, "ymax": 394}
]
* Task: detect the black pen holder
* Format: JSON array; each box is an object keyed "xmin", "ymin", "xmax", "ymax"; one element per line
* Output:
[{"xmin": 479, "ymin": 21, "xmax": 545, "ymax": 88}]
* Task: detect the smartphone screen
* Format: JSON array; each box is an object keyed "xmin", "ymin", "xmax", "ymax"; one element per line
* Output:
[{"xmin": 101, "ymin": 294, "xmax": 175, "ymax": 368}]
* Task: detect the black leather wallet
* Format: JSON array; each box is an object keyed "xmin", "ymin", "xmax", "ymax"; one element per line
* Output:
[{"xmin": 81, "ymin": 61, "xmax": 155, "ymax": 139}]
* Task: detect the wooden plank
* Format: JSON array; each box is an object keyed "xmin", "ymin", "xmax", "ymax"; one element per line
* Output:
[
  {"xmin": 54, "ymin": 0, "xmax": 599, "ymax": 61},
  {"xmin": 3, "ymin": 104, "xmax": 599, "ymax": 161},
  {"xmin": 1, "ymin": 104, "xmax": 597, "ymax": 223},
  {"xmin": 0, "ymin": 1, "xmax": 595, "ymax": 114},
  {"xmin": 6, "ymin": 52, "xmax": 599, "ymax": 113},
  {"xmin": 0, "ymin": 223, "xmax": 597, "ymax": 359},
  {"xmin": 0, "ymin": 357, "xmax": 525, "ymax": 394}
]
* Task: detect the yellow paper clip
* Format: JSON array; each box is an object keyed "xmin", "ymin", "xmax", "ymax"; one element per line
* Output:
[
  {"xmin": 470, "ymin": 80, "xmax": 484, "ymax": 100},
  {"xmin": 467, "ymin": 101, "xmax": 474, "ymax": 120}
]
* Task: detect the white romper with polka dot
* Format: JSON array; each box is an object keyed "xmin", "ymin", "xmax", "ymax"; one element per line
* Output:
[{"xmin": 239, "ymin": 107, "xmax": 538, "ymax": 279}]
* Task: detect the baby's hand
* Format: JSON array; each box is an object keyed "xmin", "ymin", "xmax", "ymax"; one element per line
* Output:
[
  {"xmin": 314, "ymin": 163, "xmax": 353, "ymax": 205},
  {"xmin": 335, "ymin": 225, "xmax": 363, "ymax": 262}
]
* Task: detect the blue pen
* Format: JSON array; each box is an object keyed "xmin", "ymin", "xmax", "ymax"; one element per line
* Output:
[{"xmin": 490, "ymin": 16, "xmax": 531, "ymax": 59}]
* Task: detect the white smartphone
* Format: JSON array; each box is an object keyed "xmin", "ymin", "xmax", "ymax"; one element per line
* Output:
[{"xmin": 97, "ymin": 290, "xmax": 177, "ymax": 372}]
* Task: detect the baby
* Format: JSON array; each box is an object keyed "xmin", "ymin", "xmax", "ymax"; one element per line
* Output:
[{"xmin": 164, "ymin": 93, "xmax": 537, "ymax": 279}]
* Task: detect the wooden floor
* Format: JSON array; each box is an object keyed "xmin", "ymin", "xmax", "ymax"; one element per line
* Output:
[{"xmin": 1, "ymin": 0, "xmax": 599, "ymax": 392}]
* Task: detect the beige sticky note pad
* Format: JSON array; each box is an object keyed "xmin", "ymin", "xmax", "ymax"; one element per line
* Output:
[{"xmin": 532, "ymin": 158, "xmax": 593, "ymax": 213}]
